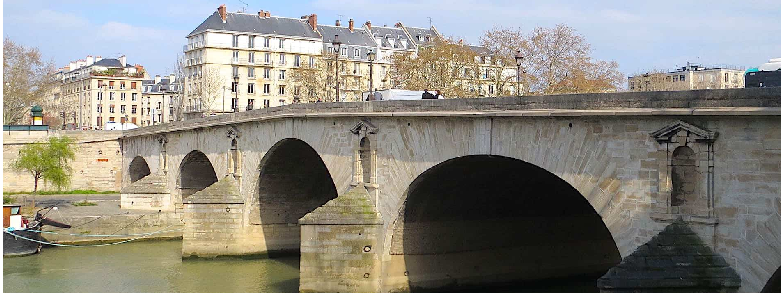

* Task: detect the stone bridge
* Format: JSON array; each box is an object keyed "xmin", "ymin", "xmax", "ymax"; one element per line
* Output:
[{"xmin": 120, "ymin": 88, "xmax": 781, "ymax": 293}]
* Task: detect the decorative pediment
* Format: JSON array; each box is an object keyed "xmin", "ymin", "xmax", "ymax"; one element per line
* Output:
[
  {"xmin": 650, "ymin": 120, "xmax": 717, "ymax": 143},
  {"xmin": 226, "ymin": 125, "xmax": 240, "ymax": 140},
  {"xmin": 349, "ymin": 119, "xmax": 379, "ymax": 135}
]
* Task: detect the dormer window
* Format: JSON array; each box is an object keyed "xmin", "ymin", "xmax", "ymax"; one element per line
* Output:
[
  {"xmin": 354, "ymin": 48, "xmax": 360, "ymax": 58},
  {"xmin": 416, "ymin": 35, "xmax": 421, "ymax": 41}
]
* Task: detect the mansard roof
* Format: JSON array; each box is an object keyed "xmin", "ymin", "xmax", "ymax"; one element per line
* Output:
[
  {"xmin": 318, "ymin": 25, "xmax": 375, "ymax": 47},
  {"xmin": 188, "ymin": 11, "xmax": 321, "ymax": 39},
  {"xmin": 405, "ymin": 25, "xmax": 439, "ymax": 46}
]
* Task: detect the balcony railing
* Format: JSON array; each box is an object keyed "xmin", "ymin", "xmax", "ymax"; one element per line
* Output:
[{"xmin": 183, "ymin": 42, "xmax": 204, "ymax": 52}]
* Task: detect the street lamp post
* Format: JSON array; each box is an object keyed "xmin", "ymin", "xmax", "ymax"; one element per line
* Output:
[
  {"xmin": 233, "ymin": 75, "xmax": 238, "ymax": 112},
  {"xmin": 333, "ymin": 35, "xmax": 342, "ymax": 103},
  {"xmin": 514, "ymin": 50, "xmax": 524, "ymax": 96},
  {"xmin": 367, "ymin": 49, "xmax": 376, "ymax": 101}
]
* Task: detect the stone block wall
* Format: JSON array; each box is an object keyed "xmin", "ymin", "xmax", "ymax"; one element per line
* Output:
[
  {"xmin": 3, "ymin": 130, "xmax": 122, "ymax": 192},
  {"xmin": 120, "ymin": 193, "xmax": 174, "ymax": 211},
  {"xmin": 182, "ymin": 203, "xmax": 246, "ymax": 257},
  {"xmin": 43, "ymin": 212, "xmax": 183, "ymax": 244}
]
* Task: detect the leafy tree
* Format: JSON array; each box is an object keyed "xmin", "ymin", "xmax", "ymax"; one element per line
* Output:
[
  {"xmin": 12, "ymin": 136, "xmax": 76, "ymax": 192},
  {"xmin": 289, "ymin": 54, "xmax": 329, "ymax": 103},
  {"xmin": 3, "ymin": 37, "xmax": 57, "ymax": 124},
  {"xmin": 480, "ymin": 24, "xmax": 624, "ymax": 95},
  {"xmin": 389, "ymin": 38, "xmax": 480, "ymax": 98}
]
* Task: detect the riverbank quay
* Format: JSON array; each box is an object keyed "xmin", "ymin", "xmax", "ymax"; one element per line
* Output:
[{"xmin": 10, "ymin": 194, "xmax": 183, "ymax": 245}]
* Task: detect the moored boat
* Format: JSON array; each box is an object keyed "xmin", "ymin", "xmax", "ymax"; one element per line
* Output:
[{"xmin": 4, "ymin": 205, "xmax": 71, "ymax": 257}]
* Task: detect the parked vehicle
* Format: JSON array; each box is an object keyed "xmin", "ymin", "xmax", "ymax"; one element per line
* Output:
[{"xmin": 104, "ymin": 121, "xmax": 139, "ymax": 130}]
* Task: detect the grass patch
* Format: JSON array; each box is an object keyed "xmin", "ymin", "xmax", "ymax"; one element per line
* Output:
[
  {"xmin": 72, "ymin": 201, "xmax": 98, "ymax": 207},
  {"xmin": 3, "ymin": 195, "xmax": 14, "ymax": 204},
  {"xmin": 3, "ymin": 190, "xmax": 118, "ymax": 196}
]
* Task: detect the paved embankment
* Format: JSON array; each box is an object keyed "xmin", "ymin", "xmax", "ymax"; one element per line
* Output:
[{"xmin": 11, "ymin": 194, "xmax": 183, "ymax": 244}]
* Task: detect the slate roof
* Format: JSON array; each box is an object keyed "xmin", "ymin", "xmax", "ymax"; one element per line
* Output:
[
  {"xmin": 405, "ymin": 26, "xmax": 439, "ymax": 46},
  {"xmin": 370, "ymin": 26, "xmax": 414, "ymax": 50},
  {"xmin": 93, "ymin": 58, "xmax": 124, "ymax": 68},
  {"xmin": 467, "ymin": 45, "xmax": 492, "ymax": 56},
  {"xmin": 188, "ymin": 12, "xmax": 321, "ymax": 39},
  {"xmin": 143, "ymin": 78, "xmax": 175, "ymax": 93},
  {"xmin": 318, "ymin": 25, "xmax": 375, "ymax": 47},
  {"xmin": 597, "ymin": 219, "xmax": 740, "ymax": 290}
]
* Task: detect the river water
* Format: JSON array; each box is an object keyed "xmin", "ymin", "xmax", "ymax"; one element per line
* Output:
[{"xmin": 4, "ymin": 240, "xmax": 598, "ymax": 293}]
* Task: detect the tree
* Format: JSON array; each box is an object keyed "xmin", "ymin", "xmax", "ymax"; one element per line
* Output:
[
  {"xmin": 480, "ymin": 24, "xmax": 624, "ymax": 95},
  {"xmin": 12, "ymin": 136, "xmax": 75, "ymax": 192},
  {"xmin": 170, "ymin": 54, "xmax": 186, "ymax": 121},
  {"xmin": 389, "ymin": 38, "xmax": 479, "ymax": 98},
  {"xmin": 189, "ymin": 67, "xmax": 224, "ymax": 115},
  {"xmin": 289, "ymin": 55, "xmax": 329, "ymax": 103},
  {"xmin": 3, "ymin": 37, "xmax": 57, "ymax": 124}
]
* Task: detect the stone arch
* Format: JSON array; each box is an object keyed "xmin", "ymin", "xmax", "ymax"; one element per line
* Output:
[
  {"xmin": 671, "ymin": 146, "xmax": 697, "ymax": 209},
  {"xmin": 256, "ymin": 138, "xmax": 338, "ymax": 253},
  {"xmin": 761, "ymin": 266, "xmax": 781, "ymax": 293},
  {"xmin": 128, "ymin": 156, "xmax": 151, "ymax": 183},
  {"xmin": 386, "ymin": 155, "xmax": 621, "ymax": 292},
  {"xmin": 178, "ymin": 150, "xmax": 218, "ymax": 198}
]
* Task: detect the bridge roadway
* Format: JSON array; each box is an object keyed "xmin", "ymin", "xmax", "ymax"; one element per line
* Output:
[{"xmin": 120, "ymin": 88, "xmax": 781, "ymax": 293}]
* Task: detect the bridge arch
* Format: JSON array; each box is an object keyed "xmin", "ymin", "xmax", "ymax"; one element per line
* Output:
[
  {"xmin": 388, "ymin": 155, "xmax": 621, "ymax": 292},
  {"xmin": 256, "ymin": 138, "xmax": 338, "ymax": 253},
  {"xmin": 178, "ymin": 150, "xmax": 218, "ymax": 198},
  {"xmin": 128, "ymin": 156, "xmax": 151, "ymax": 183}
]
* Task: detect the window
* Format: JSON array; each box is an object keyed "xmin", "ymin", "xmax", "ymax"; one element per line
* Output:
[
  {"xmin": 247, "ymin": 99, "xmax": 255, "ymax": 110},
  {"xmin": 279, "ymin": 38, "xmax": 284, "ymax": 48},
  {"xmin": 263, "ymin": 99, "xmax": 270, "ymax": 108},
  {"xmin": 157, "ymin": 102, "xmax": 161, "ymax": 109},
  {"xmin": 131, "ymin": 105, "xmax": 137, "ymax": 114},
  {"xmin": 264, "ymin": 53, "xmax": 271, "ymax": 64},
  {"xmin": 724, "ymin": 73, "xmax": 729, "ymax": 82},
  {"xmin": 264, "ymin": 38, "xmax": 270, "ymax": 48},
  {"xmin": 341, "ymin": 47, "xmax": 347, "ymax": 56},
  {"xmin": 294, "ymin": 55, "xmax": 301, "ymax": 67},
  {"xmin": 98, "ymin": 80, "xmax": 104, "ymax": 88},
  {"xmin": 231, "ymin": 98, "xmax": 238, "ymax": 110},
  {"xmin": 279, "ymin": 70, "xmax": 286, "ymax": 80},
  {"xmin": 263, "ymin": 84, "xmax": 270, "ymax": 94},
  {"xmin": 278, "ymin": 85, "xmax": 285, "ymax": 95},
  {"xmin": 231, "ymin": 82, "xmax": 238, "ymax": 93},
  {"xmin": 97, "ymin": 105, "xmax": 102, "ymax": 113},
  {"xmin": 248, "ymin": 52, "xmax": 255, "ymax": 64},
  {"xmin": 232, "ymin": 35, "xmax": 239, "ymax": 47},
  {"xmin": 248, "ymin": 67, "xmax": 255, "ymax": 78},
  {"xmin": 109, "ymin": 116, "xmax": 115, "ymax": 122},
  {"xmin": 131, "ymin": 93, "xmax": 137, "ymax": 101},
  {"xmin": 120, "ymin": 82, "xmax": 126, "ymax": 89},
  {"xmin": 121, "ymin": 93, "xmax": 126, "ymax": 101},
  {"xmin": 109, "ymin": 81, "xmax": 115, "ymax": 89},
  {"xmin": 232, "ymin": 66, "xmax": 239, "ymax": 78},
  {"xmin": 263, "ymin": 68, "xmax": 270, "ymax": 79},
  {"xmin": 110, "ymin": 105, "xmax": 115, "ymax": 113},
  {"xmin": 131, "ymin": 82, "xmax": 137, "ymax": 89},
  {"xmin": 309, "ymin": 56, "xmax": 315, "ymax": 68},
  {"xmin": 279, "ymin": 53, "xmax": 286, "ymax": 65},
  {"xmin": 489, "ymin": 85, "xmax": 495, "ymax": 95},
  {"xmin": 120, "ymin": 105, "xmax": 126, "ymax": 114},
  {"xmin": 248, "ymin": 35, "xmax": 254, "ymax": 48},
  {"xmin": 97, "ymin": 92, "xmax": 103, "ymax": 100},
  {"xmin": 248, "ymin": 83, "xmax": 255, "ymax": 94},
  {"xmin": 680, "ymin": 75, "xmax": 685, "ymax": 82},
  {"xmin": 673, "ymin": 75, "xmax": 679, "ymax": 82},
  {"xmin": 354, "ymin": 48, "xmax": 360, "ymax": 58},
  {"xmin": 110, "ymin": 92, "xmax": 115, "ymax": 100},
  {"xmin": 354, "ymin": 63, "xmax": 359, "ymax": 74},
  {"xmin": 233, "ymin": 51, "xmax": 239, "ymax": 62}
]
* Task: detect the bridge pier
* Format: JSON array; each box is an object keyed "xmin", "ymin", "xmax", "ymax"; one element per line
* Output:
[
  {"xmin": 299, "ymin": 185, "xmax": 384, "ymax": 293},
  {"xmin": 182, "ymin": 176, "xmax": 248, "ymax": 257}
]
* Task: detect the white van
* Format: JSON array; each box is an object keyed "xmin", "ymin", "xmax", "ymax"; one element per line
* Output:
[{"xmin": 104, "ymin": 121, "xmax": 139, "ymax": 130}]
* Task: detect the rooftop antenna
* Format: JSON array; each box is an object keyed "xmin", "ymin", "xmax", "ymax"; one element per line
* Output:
[
  {"xmin": 338, "ymin": 14, "xmax": 345, "ymax": 24},
  {"xmin": 237, "ymin": 0, "xmax": 248, "ymax": 13},
  {"xmin": 427, "ymin": 16, "xmax": 433, "ymax": 28}
]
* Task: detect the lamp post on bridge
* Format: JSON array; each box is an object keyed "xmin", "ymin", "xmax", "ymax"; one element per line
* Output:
[
  {"xmin": 333, "ymin": 34, "xmax": 342, "ymax": 103},
  {"xmin": 367, "ymin": 49, "xmax": 376, "ymax": 101},
  {"xmin": 515, "ymin": 50, "xmax": 524, "ymax": 96}
]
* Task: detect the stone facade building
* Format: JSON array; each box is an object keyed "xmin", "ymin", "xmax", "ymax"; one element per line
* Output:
[
  {"xmin": 55, "ymin": 55, "xmax": 147, "ymax": 129},
  {"xmin": 629, "ymin": 63, "xmax": 745, "ymax": 92},
  {"xmin": 141, "ymin": 75, "xmax": 181, "ymax": 126}
]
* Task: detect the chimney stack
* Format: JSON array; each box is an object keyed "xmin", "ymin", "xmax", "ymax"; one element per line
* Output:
[
  {"xmin": 86, "ymin": 55, "xmax": 94, "ymax": 65},
  {"xmin": 119, "ymin": 55, "xmax": 127, "ymax": 67},
  {"xmin": 348, "ymin": 19, "xmax": 354, "ymax": 32},
  {"xmin": 307, "ymin": 14, "xmax": 317, "ymax": 31},
  {"xmin": 335, "ymin": 19, "xmax": 341, "ymax": 26},
  {"xmin": 266, "ymin": 11, "xmax": 271, "ymax": 17},
  {"xmin": 154, "ymin": 75, "xmax": 162, "ymax": 84},
  {"xmin": 169, "ymin": 74, "xmax": 176, "ymax": 83},
  {"xmin": 364, "ymin": 20, "xmax": 372, "ymax": 31},
  {"xmin": 394, "ymin": 22, "xmax": 403, "ymax": 28},
  {"xmin": 218, "ymin": 4, "xmax": 227, "ymax": 23},
  {"xmin": 95, "ymin": 56, "xmax": 102, "ymax": 62},
  {"xmin": 258, "ymin": 10, "xmax": 264, "ymax": 17}
]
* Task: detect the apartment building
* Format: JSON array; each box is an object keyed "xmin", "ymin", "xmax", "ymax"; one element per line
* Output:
[
  {"xmin": 629, "ymin": 64, "xmax": 745, "ymax": 92},
  {"xmin": 318, "ymin": 19, "xmax": 381, "ymax": 102},
  {"xmin": 55, "ymin": 55, "xmax": 146, "ymax": 129},
  {"xmin": 464, "ymin": 45, "xmax": 520, "ymax": 97},
  {"xmin": 183, "ymin": 5, "xmax": 323, "ymax": 114},
  {"xmin": 141, "ymin": 75, "xmax": 180, "ymax": 126},
  {"xmin": 363, "ymin": 22, "xmax": 418, "ymax": 90}
]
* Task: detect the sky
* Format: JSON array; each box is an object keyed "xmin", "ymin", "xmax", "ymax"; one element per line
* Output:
[{"xmin": 3, "ymin": 0, "xmax": 780, "ymax": 77}]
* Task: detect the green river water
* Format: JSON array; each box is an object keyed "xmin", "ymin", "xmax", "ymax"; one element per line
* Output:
[{"xmin": 4, "ymin": 240, "xmax": 597, "ymax": 293}]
